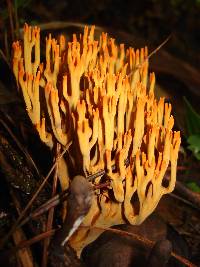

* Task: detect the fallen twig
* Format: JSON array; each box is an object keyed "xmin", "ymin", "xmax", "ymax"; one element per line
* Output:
[
  {"xmin": 127, "ymin": 34, "xmax": 172, "ymax": 78},
  {"xmin": 18, "ymin": 172, "xmax": 200, "ymax": 230},
  {"xmin": 18, "ymin": 181, "xmax": 110, "ymax": 228},
  {"xmin": 42, "ymin": 144, "xmax": 60, "ymax": 267},
  {"xmin": 0, "ymin": 142, "xmax": 71, "ymax": 249},
  {"xmin": 10, "ymin": 188, "xmax": 34, "ymax": 267}
]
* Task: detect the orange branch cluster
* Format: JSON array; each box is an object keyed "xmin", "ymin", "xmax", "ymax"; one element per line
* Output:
[{"xmin": 12, "ymin": 24, "xmax": 181, "ymax": 254}]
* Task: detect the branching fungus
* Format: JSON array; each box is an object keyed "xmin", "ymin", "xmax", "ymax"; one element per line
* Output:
[{"xmin": 12, "ymin": 24, "xmax": 181, "ymax": 254}]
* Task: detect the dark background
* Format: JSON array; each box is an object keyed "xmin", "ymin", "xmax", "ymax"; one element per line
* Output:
[{"xmin": 0, "ymin": 0, "xmax": 200, "ymax": 68}]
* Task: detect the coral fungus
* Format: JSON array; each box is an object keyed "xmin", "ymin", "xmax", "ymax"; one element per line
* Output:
[{"xmin": 12, "ymin": 23, "xmax": 181, "ymax": 254}]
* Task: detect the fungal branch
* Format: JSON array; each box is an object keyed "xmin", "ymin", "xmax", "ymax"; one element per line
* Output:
[{"xmin": 12, "ymin": 23, "xmax": 181, "ymax": 254}]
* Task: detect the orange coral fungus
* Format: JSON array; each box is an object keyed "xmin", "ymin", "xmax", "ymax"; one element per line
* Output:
[{"xmin": 12, "ymin": 23, "xmax": 181, "ymax": 254}]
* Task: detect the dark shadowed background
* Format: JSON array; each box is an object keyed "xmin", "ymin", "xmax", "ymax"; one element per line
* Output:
[{"xmin": 0, "ymin": 0, "xmax": 200, "ymax": 68}]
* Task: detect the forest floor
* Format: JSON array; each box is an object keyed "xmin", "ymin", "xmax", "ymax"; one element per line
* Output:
[{"xmin": 0, "ymin": 0, "xmax": 200, "ymax": 266}]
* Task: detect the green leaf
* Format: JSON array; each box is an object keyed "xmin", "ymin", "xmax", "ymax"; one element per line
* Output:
[
  {"xmin": 183, "ymin": 96, "xmax": 200, "ymax": 136},
  {"xmin": 186, "ymin": 182, "xmax": 200, "ymax": 193},
  {"xmin": 187, "ymin": 134, "xmax": 200, "ymax": 160}
]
